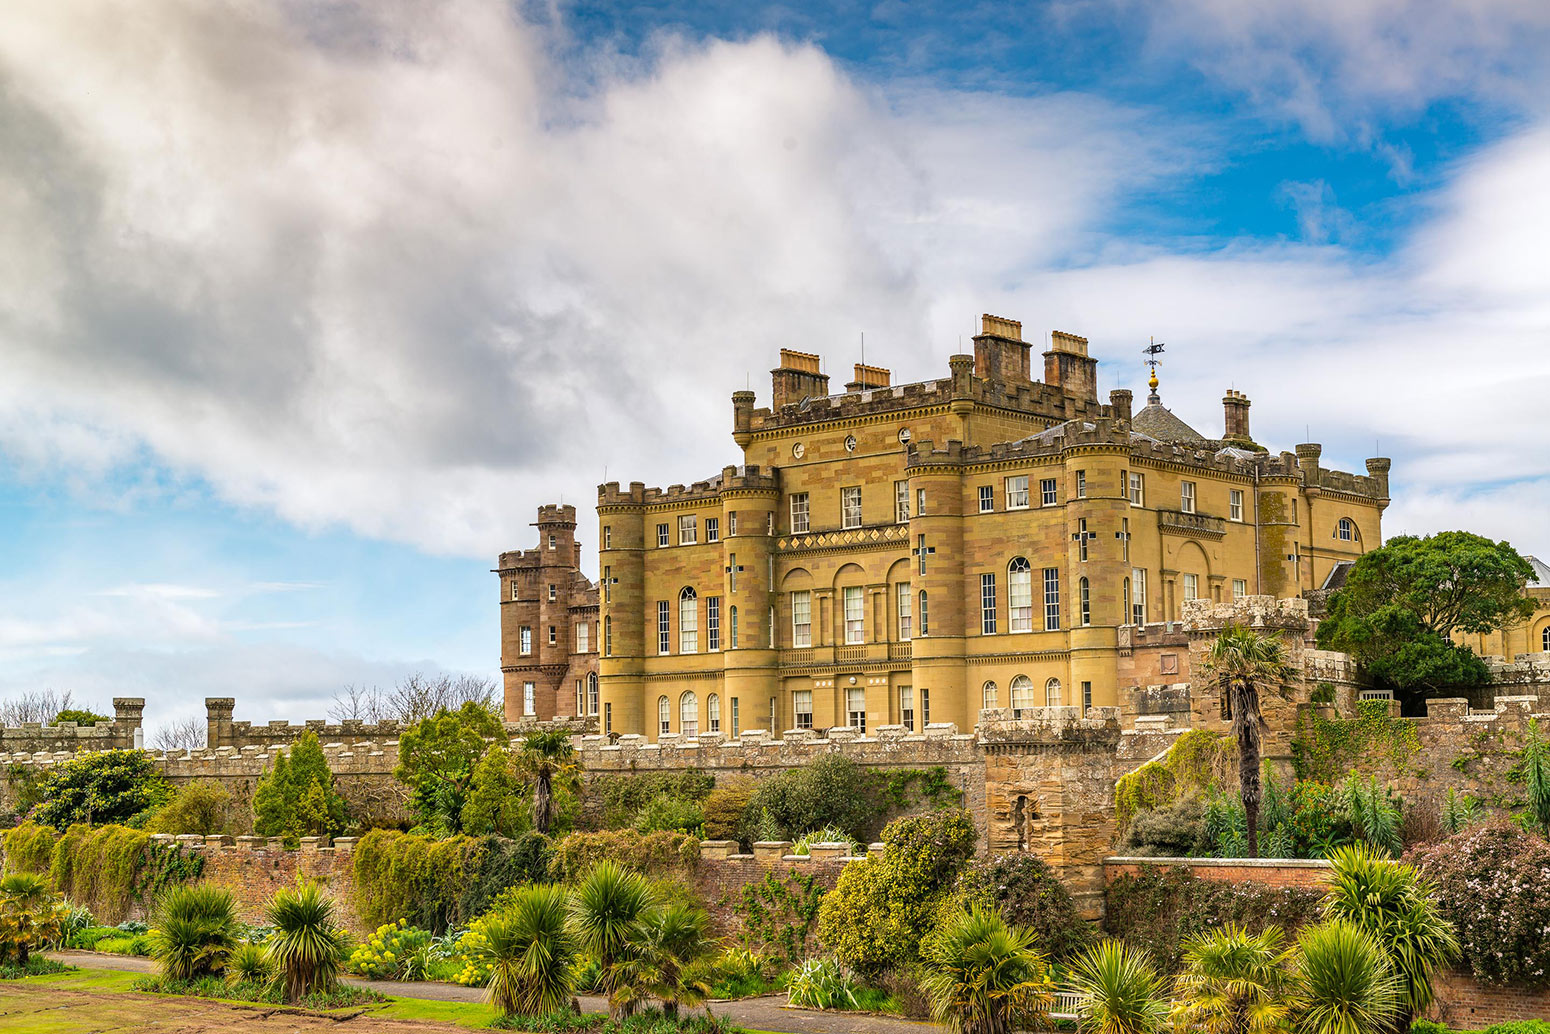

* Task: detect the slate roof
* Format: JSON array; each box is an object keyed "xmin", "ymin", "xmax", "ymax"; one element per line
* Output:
[
  {"xmin": 1132, "ymin": 401, "xmax": 1211, "ymax": 445},
  {"xmin": 1527, "ymin": 555, "xmax": 1550, "ymax": 588}
]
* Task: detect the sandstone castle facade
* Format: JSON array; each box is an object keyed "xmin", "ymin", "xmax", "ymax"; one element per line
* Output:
[{"xmin": 575, "ymin": 314, "xmax": 1390, "ymax": 738}]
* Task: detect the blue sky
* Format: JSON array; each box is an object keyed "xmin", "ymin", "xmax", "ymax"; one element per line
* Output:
[{"xmin": 1, "ymin": 0, "xmax": 1548, "ymax": 739}]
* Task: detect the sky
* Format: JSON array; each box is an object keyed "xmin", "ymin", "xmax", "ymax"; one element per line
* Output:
[{"xmin": 1, "ymin": 0, "xmax": 1548, "ymax": 741}]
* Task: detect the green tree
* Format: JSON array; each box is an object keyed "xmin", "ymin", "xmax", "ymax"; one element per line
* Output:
[
  {"xmin": 475, "ymin": 884, "xmax": 576, "ymax": 1019},
  {"xmin": 460, "ymin": 745, "xmax": 531, "ymax": 838},
  {"xmin": 265, "ymin": 880, "xmax": 348, "ymax": 1003},
  {"xmin": 919, "ymin": 906, "xmax": 1054, "ymax": 1034},
  {"xmin": 1066, "ymin": 940, "xmax": 1169, "ymax": 1034},
  {"xmin": 252, "ymin": 732, "xmax": 346, "ymax": 840},
  {"xmin": 741, "ymin": 754, "xmax": 879, "ymax": 844},
  {"xmin": 1317, "ymin": 531, "xmax": 1535, "ymax": 695},
  {"xmin": 618, "ymin": 901, "xmax": 714, "ymax": 1019},
  {"xmin": 1320, "ymin": 844, "xmax": 1458, "ymax": 1030},
  {"xmin": 1294, "ymin": 919, "xmax": 1401, "ymax": 1034},
  {"xmin": 151, "ymin": 883, "xmax": 239, "ymax": 982},
  {"xmin": 1171, "ymin": 924, "xmax": 1298, "ymax": 1034},
  {"xmin": 567, "ymin": 860, "xmax": 656, "ymax": 1020},
  {"xmin": 515, "ymin": 730, "xmax": 580, "ymax": 835},
  {"xmin": 146, "ymin": 780, "xmax": 240, "ymax": 836},
  {"xmin": 52, "ymin": 708, "xmax": 108, "ymax": 726},
  {"xmin": 394, "ymin": 701, "xmax": 504, "ymax": 833},
  {"xmin": 33, "ymin": 749, "xmax": 172, "ymax": 830},
  {"xmin": 1201, "ymin": 625, "xmax": 1294, "ymax": 858},
  {"xmin": 0, "ymin": 873, "xmax": 64, "ymax": 966}
]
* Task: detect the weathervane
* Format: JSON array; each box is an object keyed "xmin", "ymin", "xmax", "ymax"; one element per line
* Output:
[{"xmin": 1143, "ymin": 337, "xmax": 1165, "ymax": 404}]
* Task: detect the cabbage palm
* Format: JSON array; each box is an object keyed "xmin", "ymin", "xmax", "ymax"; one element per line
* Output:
[
  {"xmin": 516, "ymin": 730, "xmax": 580, "ymax": 834},
  {"xmin": 919, "ymin": 906, "xmax": 1054, "ymax": 1034},
  {"xmin": 618, "ymin": 901, "xmax": 714, "ymax": 1019},
  {"xmin": 151, "ymin": 883, "xmax": 239, "ymax": 981},
  {"xmin": 0, "ymin": 873, "xmax": 63, "ymax": 967},
  {"xmin": 265, "ymin": 880, "xmax": 347, "ymax": 1003},
  {"xmin": 1320, "ymin": 844, "xmax": 1458, "ymax": 1029},
  {"xmin": 476, "ymin": 884, "xmax": 577, "ymax": 1018},
  {"xmin": 1200, "ymin": 624, "xmax": 1294, "ymax": 858},
  {"xmin": 1172, "ymin": 923, "xmax": 1298, "ymax": 1034},
  {"xmin": 568, "ymin": 861, "xmax": 655, "ymax": 1019},
  {"xmin": 1295, "ymin": 920, "xmax": 1402, "ymax": 1034},
  {"xmin": 1066, "ymin": 940, "xmax": 1169, "ymax": 1034}
]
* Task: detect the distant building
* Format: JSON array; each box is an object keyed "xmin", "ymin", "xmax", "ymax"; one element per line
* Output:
[
  {"xmin": 1456, "ymin": 554, "xmax": 1550, "ymax": 660},
  {"xmin": 593, "ymin": 314, "xmax": 1391, "ymax": 740},
  {"xmin": 495, "ymin": 505, "xmax": 599, "ymax": 723}
]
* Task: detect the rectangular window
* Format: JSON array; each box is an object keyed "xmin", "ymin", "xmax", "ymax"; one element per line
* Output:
[
  {"xmin": 766, "ymin": 511, "xmax": 774, "ymax": 535},
  {"xmin": 1233, "ymin": 578, "xmax": 1248, "ymax": 599},
  {"xmin": 769, "ymin": 695, "xmax": 776, "ymax": 732},
  {"xmin": 981, "ymin": 573, "xmax": 997, "ymax": 634},
  {"xmin": 1044, "ymin": 568, "xmax": 1061, "ymax": 631},
  {"xmin": 657, "ymin": 523, "xmax": 669, "ymax": 547},
  {"xmin": 1229, "ymin": 489, "xmax": 1244, "ymax": 521},
  {"xmin": 728, "ymin": 511, "xmax": 738, "ymax": 536},
  {"xmin": 575, "ymin": 622, "xmax": 589, "ymax": 653},
  {"xmin": 603, "ymin": 565, "xmax": 612, "ymax": 604},
  {"xmin": 916, "ymin": 488, "xmax": 926, "ymax": 515},
  {"xmin": 588, "ymin": 676, "xmax": 599, "ymax": 715},
  {"xmin": 844, "ymin": 586, "xmax": 864, "ymax": 644},
  {"xmin": 790, "ymin": 493, "xmax": 809, "ymax": 533},
  {"xmin": 1080, "ymin": 577, "xmax": 1091, "ymax": 626},
  {"xmin": 846, "ymin": 687, "xmax": 866, "ymax": 732},
  {"xmin": 548, "ymin": 583, "xmax": 557, "ymax": 602},
  {"xmin": 519, "ymin": 626, "xmax": 532, "ymax": 655},
  {"xmin": 921, "ymin": 687, "xmax": 930, "ymax": 726},
  {"xmin": 604, "ymin": 616, "xmax": 612, "ymax": 656},
  {"xmin": 707, "ymin": 596, "xmax": 721, "ymax": 651},
  {"xmin": 729, "ymin": 605, "xmax": 739, "ymax": 648},
  {"xmin": 1128, "ymin": 472, "xmax": 1145, "ymax": 506},
  {"xmin": 523, "ymin": 682, "xmax": 535, "ymax": 716},
  {"xmin": 919, "ymin": 591, "xmax": 929, "ymax": 635},
  {"xmin": 768, "ymin": 607, "xmax": 775, "ymax": 649},
  {"xmin": 657, "ymin": 601, "xmax": 670, "ymax": 654},
  {"xmin": 1183, "ymin": 573, "xmax": 1199, "ymax": 601},
  {"xmin": 604, "ymin": 702, "xmax": 612, "ymax": 734},
  {"xmin": 1082, "ymin": 681, "xmax": 1092, "ymax": 713},
  {"xmin": 1076, "ymin": 470, "xmax": 1086, "ymax": 498},
  {"xmin": 1006, "ymin": 475, "xmax": 1030, "ymax": 509},
  {"xmin": 576, "ymin": 680, "xmax": 583, "ymax": 716},
  {"xmin": 794, "ymin": 690, "xmax": 813, "ymax": 730},
  {"xmin": 548, "ymin": 625, "xmax": 557, "ymax": 646},
  {"xmin": 1121, "ymin": 517, "xmax": 1130, "ymax": 561},
  {"xmin": 728, "ymin": 553, "xmax": 737, "ymax": 593},
  {"xmin": 679, "ymin": 514, "xmax": 697, "ymax": 544},
  {"xmin": 1181, "ymin": 481, "xmax": 1196, "ymax": 514},
  {"xmin": 895, "ymin": 481, "xmax": 910, "ymax": 523},
  {"xmin": 979, "ymin": 485, "xmax": 994, "ymax": 512},
  {"xmin": 603, "ymin": 525, "xmax": 612, "ymax": 549},
  {"xmin": 792, "ymin": 590, "xmax": 812, "ymax": 647},
  {"xmin": 511, "ymin": 580, "xmax": 520, "ymax": 602},
  {"xmin": 705, "ymin": 517, "xmax": 719, "ymax": 542},
  {"xmin": 731, "ymin": 698, "xmax": 739, "ymax": 737},
  {"xmin": 1078, "ymin": 518, "xmax": 1089, "ymax": 562},
  {"xmin": 1040, "ymin": 478, "xmax": 1058, "ymax": 506},
  {"xmin": 1132, "ymin": 568, "xmax": 1147, "ymax": 625},
  {"xmin": 900, "ymin": 685, "xmax": 915, "ymax": 732},
  {"xmin": 842, "ymin": 486, "xmax": 862, "ymax": 529},
  {"xmin": 897, "ymin": 583, "xmax": 912, "ymax": 640},
  {"xmin": 918, "ymin": 534, "xmax": 928, "ymax": 576}
]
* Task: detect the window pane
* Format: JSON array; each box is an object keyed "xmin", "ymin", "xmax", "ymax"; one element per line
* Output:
[
  {"xmin": 1006, "ymin": 476, "xmax": 1029, "ymax": 508},
  {"xmin": 1009, "ymin": 558, "xmax": 1032, "ymax": 632},
  {"xmin": 981, "ymin": 573, "xmax": 997, "ymax": 634},
  {"xmin": 844, "ymin": 585, "xmax": 864, "ymax": 644},
  {"xmin": 842, "ymin": 487, "xmax": 862, "ymax": 529},
  {"xmin": 1044, "ymin": 568, "xmax": 1060, "ymax": 630},
  {"xmin": 792, "ymin": 590, "xmax": 812, "ymax": 647}
]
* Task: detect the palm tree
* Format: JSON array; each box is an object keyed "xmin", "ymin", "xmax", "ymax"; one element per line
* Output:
[
  {"xmin": 567, "ymin": 861, "xmax": 655, "ymax": 1019},
  {"xmin": 517, "ymin": 730, "xmax": 580, "ymax": 834},
  {"xmin": 620, "ymin": 901, "xmax": 714, "ymax": 1019},
  {"xmin": 1200, "ymin": 624, "xmax": 1294, "ymax": 858},
  {"xmin": 0, "ymin": 873, "xmax": 63, "ymax": 968},
  {"xmin": 1172, "ymin": 923, "xmax": 1298, "ymax": 1034},
  {"xmin": 918, "ymin": 906, "xmax": 1054, "ymax": 1034},
  {"xmin": 265, "ymin": 880, "xmax": 347, "ymax": 1003},
  {"xmin": 1295, "ymin": 920, "xmax": 1402, "ymax": 1034},
  {"xmin": 151, "ymin": 883, "xmax": 239, "ymax": 981},
  {"xmin": 476, "ymin": 884, "xmax": 577, "ymax": 1019},
  {"xmin": 1320, "ymin": 844, "xmax": 1458, "ymax": 1030},
  {"xmin": 1066, "ymin": 940, "xmax": 1169, "ymax": 1034}
]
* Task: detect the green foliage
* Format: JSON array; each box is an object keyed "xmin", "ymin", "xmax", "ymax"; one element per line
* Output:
[
  {"xmin": 515, "ymin": 730, "xmax": 582, "ymax": 836},
  {"xmin": 741, "ymin": 755, "xmax": 881, "ymax": 844},
  {"xmin": 228, "ymin": 941, "xmax": 270, "ymax": 983},
  {"xmin": 133, "ymin": 972, "xmax": 381, "ymax": 1008},
  {"xmin": 3, "ymin": 764, "xmax": 46, "ymax": 818},
  {"xmin": 634, "ymin": 796, "xmax": 704, "ymax": 836},
  {"xmin": 0, "ymin": 872, "xmax": 65, "ymax": 966},
  {"xmin": 145, "ymin": 780, "xmax": 242, "ymax": 836},
  {"xmin": 347, "ymin": 918, "xmax": 434, "ymax": 979},
  {"xmin": 699, "ymin": 777, "xmax": 756, "ymax": 842},
  {"xmin": 1066, "ymin": 940, "xmax": 1169, "ymax": 1034},
  {"xmin": 919, "ymin": 906, "xmax": 1054, "ymax": 1034},
  {"xmin": 1439, "ymin": 787, "xmax": 1479, "ymax": 836},
  {"xmin": 1294, "ymin": 919, "xmax": 1402, "ymax": 1034},
  {"xmin": 950, "ymin": 854, "xmax": 1095, "ymax": 962},
  {"xmin": 477, "ymin": 883, "xmax": 578, "ymax": 1018},
  {"xmin": 554, "ymin": 829, "xmax": 699, "ymax": 883},
  {"xmin": 1103, "ymin": 865, "xmax": 1323, "ymax": 973},
  {"xmin": 52, "ymin": 709, "xmax": 108, "ymax": 726},
  {"xmin": 351, "ymin": 829, "xmax": 482, "ymax": 932},
  {"xmin": 733, "ymin": 868, "xmax": 825, "ymax": 965},
  {"xmin": 791, "ymin": 826, "xmax": 863, "ymax": 857},
  {"xmin": 1170, "ymin": 923, "xmax": 1298, "ymax": 1034},
  {"xmin": 1517, "ymin": 718, "xmax": 1550, "ymax": 835},
  {"xmin": 786, "ymin": 956, "xmax": 862, "ymax": 1010},
  {"xmin": 1478, "ymin": 1025, "xmax": 1550, "ymax": 1034},
  {"xmin": 817, "ymin": 809, "xmax": 976, "ymax": 975},
  {"xmin": 459, "ymin": 832, "xmax": 555, "ymax": 920},
  {"xmin": 252, "ymin": 732, "xmax": 347, "ymax": 841},
  {"xmin": 151, "ymin": 883, "xmax": 239, "ymax": 981},
  {"xmin": 0, "ymin": 955, "xmax": 73, "ymax": 979},
  {"xmin": 1293, "ymin": 701, "xmax": 1421, "ymax": 784},
  {"xmin": 1114, "ymin": 730, "xmax": 1232, "ymax": 830},
  {"xmin": 586, "ymin": 770, "xmax": 717, "ymax": 830},
  {"xmin": 1408, "ymin": 821, "xmax": 1550, "ymax": 988},
  {"xmin": 394, "ymin": 701, "xmax": 504, "ymax": 833},
  {"xmin": 1316, "ymin": 531, "xmax": 1534, "ymax": 694},
  {"xmin": 12, "ymin": 823, "xmax": 201, "ymax": 923},
  {"xmin": 615, "ymin": 899, "xmax": 715, "ymax": 1019},
  {"xmin": 568, "ymin": 860, "xmax": 657, "ymax": 1019},
  {"xmin": 1337, "ymin": 773, "xmax": 1403, "ymax": 857},
  {"xmin": 32, "ymin": 749, "xmax": 172, "ymax": 830},
  {"xmin": 1, "ymin": 823, "xmax": 57, "ymax": 874},
  {"xmin": 460, "ymin": 745, "xmax": 532, "ymax": 838},
  {"xmin": 265, "ymin": 879, "xmax": 348, "ymax": 1003}
]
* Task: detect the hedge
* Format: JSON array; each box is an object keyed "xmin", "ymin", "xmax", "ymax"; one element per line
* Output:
[
  {"xmin": 1, "ymin": 822, "xmax": 203, "ymax": 922},
  {"xmin": 553, "ymin": 829, "xmax": 699, "ymax": 882}
]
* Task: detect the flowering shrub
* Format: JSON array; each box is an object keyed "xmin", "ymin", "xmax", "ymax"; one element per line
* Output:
[
  {"xmin": 449, "ymin": 916, "xmax": 494, "ymax": 986},
  {"xmin": 1408, "ymin": 822, "xmax": 1550, "ymax": 988},
  {"xmin": 346, "ymin": 919, "xmax": 432, "ymax": 979}
]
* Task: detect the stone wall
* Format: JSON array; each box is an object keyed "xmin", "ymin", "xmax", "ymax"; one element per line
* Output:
[
  {"xmin": 0, "ymin": 698, "xmax": 145, "ymax": 754},
  {"xmin": 693, "ymin": 839, "xmax": 868, "ymax": 940},
  {"xmin": 148, "ymin": 833, "xmax": 363, "ymax": 931},
  {"xmin": 1104, "ymin": 855, "xmax": 1332, "ymax": 891}
]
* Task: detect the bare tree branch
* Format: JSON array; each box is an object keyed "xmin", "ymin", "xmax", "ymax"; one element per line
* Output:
[
  {"xmin": 151, "ymin": 715, "xmax": 207, "ymax": 751},
  {"xmin": 0, "ymin": 689, "xmax": 81, "ymax": 727}
]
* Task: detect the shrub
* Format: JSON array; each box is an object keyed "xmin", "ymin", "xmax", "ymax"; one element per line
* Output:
[
  {"xmin": 553, "ymin": 829, "xmax": 699, "ymax": 882},
  {"xmin": 1294, "ymin": 919, "xmax": 1402, "ymax": 1034},
  {"xmin": 1065, "ymin": 940, "xmax": 1168, "ymax": 1034},
  {"xmin": 0, "ymin": 955, "xmax": 72, "ymax": 979},
  {"xmin": 146, "ymin": 780, "xmax": 243, "ymax": 836},
  {"xmin": 52, "ymin": 709, "xmax": 108, "ymax": 726},
  {"xmin": 477, "ymin": 884, "xmax": 577, "ymax": 1018},
  {"xmin": 786, "ymin": 957, "xmax": 861, "ymax": 1010},
  {"xmin": 1408, "ymin": 821, "xmax": 1550, "ymax": 988},
  {"xmin": 9, "ymin": 824, "xmax": 203, "ymax": 923},
  {"xmin": 584, "ymin": 770, "xmax": 716, "ymax": 831},
  {"xmin": 252, "ymin": 732, "xmax": 347, "ymax": 841},
  {"xmin": 151, "ymin": 883, "xmax": 239, "ymax": 981},
  {"xmin": 920, "ymin": 907, "xmax": 1053, "ymax": 1034},
  {"xmin": 1, "ymin": 823, "xmax": 57, "ymax": 874},
  {"xmin": 265, "ymin": 880, "xmax": 348, "ymax": 1003},
  {"xmin": 351, "ymin": 829, "xmax": 482, "ymax": 932},
  {"xmin": 742, "ymin": 755, "xmax": 880, "ymax": 844},
  {"xmin": 1118, "ymin": 797, "xmax": 1207, "ymax": 857},
  {"xmin": 33, "ymin": 749, "xmax": 172, "ymax": 830},
  {"xmin": 634, "ymin": 796, "xmax": 704, "ymax": 836},
  {"xmin": 228, "ymin": 941, "xmax": 269, "ymax": 983},
  {"xmin": 0, "ymin": 873, "xmax": 65, "ymax": 966},
  {"xmin": 949, "ymin": 854, "xmax": 1094, "ymax": 962},
  {"xmin": 1171, "ymin": 924, "xmax": 1298, "ymax": 1033},
  {"xmin": 460, "ymin": 745, "xmax": 531, "ymax": 838},
  {"xmin": 700, "ymin": 777, "xmax": 757, "ymax": 843},
  {"xmin": 568, "ymin": 860, "xmax": 656, "ymax": 1020},
  {"xmin": 1114, "ymin": 730, "xmax": 1232, "ymax": 831},
  {"xmin": 347, "ymin": 918, "xmax": 434, "ymax": 979}
]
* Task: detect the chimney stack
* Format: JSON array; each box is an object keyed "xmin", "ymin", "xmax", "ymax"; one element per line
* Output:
[
  {"xmin": 1109, "ymin": 389, "xmax": 1133, "ymax": 422},
  {"xmin": 1044, "ymin": 330, "xmax": 1098, "ymax": 402},
  {"xmin": 845, "ymin": 364, "xmax": 891, "ymax": 392},
  {"xmin": 1222, "ymin": 390, "xmax": 1252, "ymax": 443},
  {"xmin": 771, "ymin": 349, "xmax": 830, "ymax": 409},
  {"xmin": 973, "ymin": 314, "xmax": 1031, "ymax": 386}
]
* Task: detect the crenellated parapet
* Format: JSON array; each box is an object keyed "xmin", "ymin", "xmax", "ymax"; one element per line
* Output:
[
  {"xmin": 597, "ymin": 465, "xmax": 781, "ymax": 511},
  {"xmin": 0, "ymin": 697, "xmax": 145, "ymax": 754},
  {"xmin": 576, "ymin": 721, "xmax": 982, "ymax": 773}
]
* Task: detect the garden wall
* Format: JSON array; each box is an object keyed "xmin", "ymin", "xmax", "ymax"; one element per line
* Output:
[
  {"xmin": 1103, "ymin": 855, "xmax": 1332, "ymax": 891},
  {"xmin": 1430, "ymin": 969, "xmax": 1550, "ymax": 1027},
  {"xmin": 143, "ymin": 833, "xmax": 363, "ymax": 931}
]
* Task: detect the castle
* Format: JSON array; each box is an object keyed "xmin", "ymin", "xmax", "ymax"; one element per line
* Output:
[{"xmin": 562, "ymin": 314, "xmax": 1389, "ymax": 738}]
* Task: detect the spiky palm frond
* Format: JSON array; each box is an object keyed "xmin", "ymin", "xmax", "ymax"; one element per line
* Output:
[
  {"xmin": 919, "ymin": 906, "xmax": 1054, "ymax": 1034},
  {"xmin": 1295, "ymin": 920, "xmax": 1402, "ymax": 1034},
  {"xmin": 1201, "ymin": 625, "xmax": 1294, "ymax": 858},
  {"xmin": 264, "ymin": 880, "xmax": 346, "ymax": 1003},
  {"xmin": 476, "ymin": 884, "xmax": 577, "ymax": 1018},
  {"xmin": 567, "ymin": 861, "xmax": 655, "ymax": 1019},
  {"xmin": 1172, "ymin": 924, "xmax": 1298, "ymax": 1034},
  {"xmin": 1067, "ymin": 940, "xmax": 1169, "ymax": 1034}
]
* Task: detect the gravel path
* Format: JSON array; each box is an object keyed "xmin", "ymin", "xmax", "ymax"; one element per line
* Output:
[{"xmin": 47, "ymin": 951, "xmax": 939, "ymax": 1034}]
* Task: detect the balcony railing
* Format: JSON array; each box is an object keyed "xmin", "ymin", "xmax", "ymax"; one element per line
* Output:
[
  {"xmin": 776, "ymin": 642, "xmax": 912, "ymax": 667},
  {"xmin": 1157, "ymin": 508, "xmax": 1228, "ymax": 539}
]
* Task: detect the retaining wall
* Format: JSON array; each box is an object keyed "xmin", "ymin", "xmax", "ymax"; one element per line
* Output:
[{"xmin": 1104, "ymin": 855, "xmax": 1332, "ymax": 891}]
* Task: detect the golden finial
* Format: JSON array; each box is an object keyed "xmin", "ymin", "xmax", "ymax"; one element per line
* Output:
[
  {"xmin": 1148, "ymin": 370, "xmax": 1159, "ymax": 392},
  {"xmin": 1144, "ymin": 338, "xmax": 1164, "ymax": 404}
]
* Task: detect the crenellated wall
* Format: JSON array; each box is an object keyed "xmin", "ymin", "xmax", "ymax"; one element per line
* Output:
[{"xmin": 0, "ymin": 698, "xmax": 145, "ymax": 754}]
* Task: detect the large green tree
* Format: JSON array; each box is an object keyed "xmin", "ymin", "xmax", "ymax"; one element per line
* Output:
[
  {"xmin": 1200, "ymin": 625, "xmax": 1293, "ymax": 859},
  {"xmin": 394, "ymin": 700, "xmax": 504, "ymax": 833},
  {"xmin": 252, "ymin": 731, "xmax": 347, "ymax": 839},
  {"xmin": 1317, "ymin": 531, "xmax": 1535, "ymax": 694},
  {"xmin": 33, "ymin": 748, "xmax": 171, "ymax": 829}
]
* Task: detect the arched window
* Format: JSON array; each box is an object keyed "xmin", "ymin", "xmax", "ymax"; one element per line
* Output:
[
  {"xmin": 919, "ymin": 590, "xmax": 930, "ymax": 635},
  {"xmin": 657, "ymin": 695, "xmax": 670, "ymax": 736},
  {"xmin": 679, "ymin": 691, "xmax": 699, "ymax": 737},
  {"xmin": 1543, "ymin": 626, "xmax": 1550, "ymax": 652},
  {"xmin": 982, "ymin": 681, "xmax": 999, "ymax": 709},
  {"xmin": 1010, "ymin": 675, "xmax": 1035, "ymax": 717},
  {"xmin": 1008, "ymin": 557, "xmax": 1033, "ymax": 632},
  {"xmin": 679, "ymin": 587, "xmax": 698, "ymax": 653},
  {"xmin": 707, "ymin": 693, "xmax": 721, "ymax": 733},
  {"xmin": 1046, "ymin": 678, "xmax": 1063, "ymax": 707},
  {"xmin": 1336, "ymin": 517, "xmax": 1358, "ymax": 542},
  {"xmin": 729, "ymin": 605, "xmax": 739, "ymax": 649},
  {"xmin": 1079, "ymin": 577, "xmax": 1091, "ymax": 627},
  {"xmin": 587, "ymin": 672, "xmax": 599, "ymax": 715}
]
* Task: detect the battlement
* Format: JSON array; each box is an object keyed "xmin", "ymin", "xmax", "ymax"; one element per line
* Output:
[
  {"xmin": 976, "ymin": 706, "xmax": 1122, "ymax": 749},
  {"xmin": 576, "ymin": 722, "xmax": 983, "ymax": 773},
  {"xmin": 0, "ymin": 698, "xmax": 144, "ymax": 753},
  {"xmin": 598, "ymin": 466, "xmax": 780, "ymax": 510},
  {"xmin": 535, "ymin": 504, "xmax": 577, "ymax": 526},
  {"xmin": 1181, "ymin": 595, "xmax": 1310, "ymax": 633}
]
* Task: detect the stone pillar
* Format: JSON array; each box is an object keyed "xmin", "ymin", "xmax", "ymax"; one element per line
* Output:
[
  {"xmin": 205, "ymin": 698, "xmax": 236, "ymax": 749},
  {"xmin": 112, "ymin": 698, "xmax": 145, "ymax": 747}
]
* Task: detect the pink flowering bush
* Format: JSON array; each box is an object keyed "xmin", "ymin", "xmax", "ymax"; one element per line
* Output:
[{"xmin": 1408, "ymin": 821, "xmax": 1550, "ymax": 988}]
